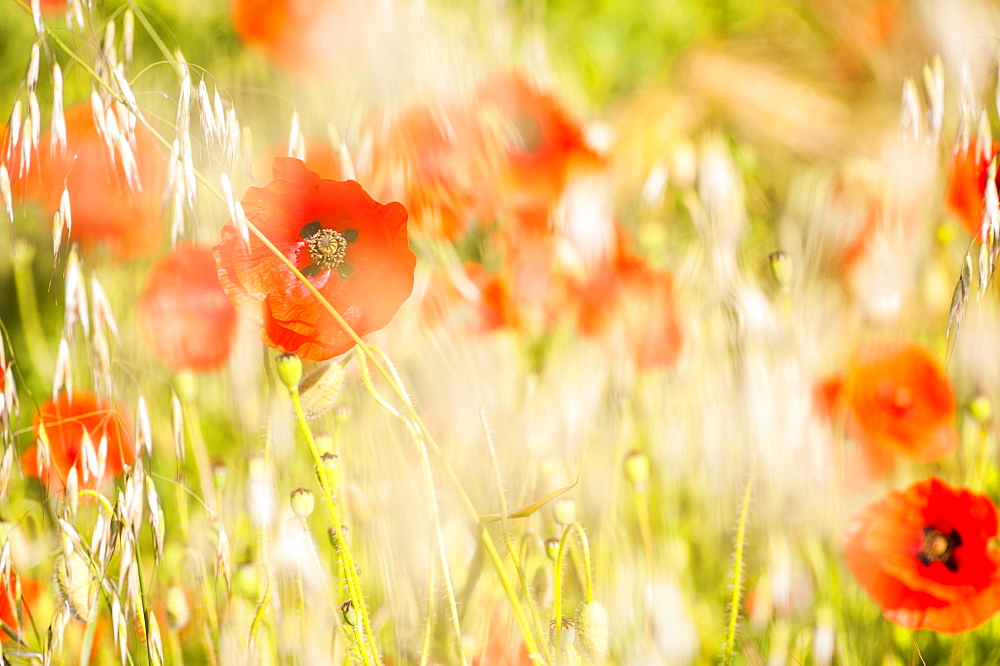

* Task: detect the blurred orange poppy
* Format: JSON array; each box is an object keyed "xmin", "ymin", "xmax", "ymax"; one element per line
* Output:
[
  {"xmin": 14, "ymin": 103, "xmax": 167, "ymax": 259},
  {"xmin": 575, "ymin": 250, "xmax": 684, "ymax": 370},
  {"xmin": 827, "ymin": 340, "xmax": 956, "ymax": 469},
  {"xmin": 473, "ymin": 69, "xmax": 603, "ymax": 219},
  {"xmin": 22, "ymin": 392, "xmax": 134, "ymax": 491},
  {"xmin": 214, "ymin": 157, "xmax": 415, "ymax": 361},
  {"xmin": 230, "ymin": 0, "xmax": 372, "ymax": 78},
  {"xmin": 370, "ymin": 103, "xmax": 494, "ymax": 240},
  {"xmin": 844, "ymin": 477, "xmax": 1000, "ymax": 633},
  {"xmin": 0, "ymin": 570, "xmax": 42, "ymax": 643},
  {"xmin": 137, "ymin": 244, "xmax": 237, "ymax": 372},
  {"xmin": 946, "ymin": 143, "xmax": 999, "ymax": 242}
]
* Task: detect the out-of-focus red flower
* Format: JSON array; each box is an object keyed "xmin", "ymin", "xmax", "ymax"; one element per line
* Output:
[
  {"xmin": 22, "ymin": 392, "xmax": 134, "ymax": 491},
  {"xmin": 0, "ymin": 571, "xmax": 42, "ymax": 642},
  {"xmin": 214, "ymin": 157, "xmax": 415, "ymax": 361},
  {"xmin": 574, "ymin": 249, "xmax": 684, "ymax": 370},
  {"xmin": 230, "ymin": 0, "xmax": 374, "ymax": 78},
  {"xmin": 844, "ymin": 477, "xmax": 1000, "ymax": 633},
  {"xmin": 946, "ymin": 143, "xmax": 999, "ymax": 242},
  {"xmin": 137, "ymin": 244, "xmax": 237, "ymax": 372},
  {"xmin": 473, "ymin": 69, "xmax": 603, "ymax": 219},
  {"xmin": 825, "ymin": 340, "xmax": 957, "ymax": 470},
  {"xmin": 370, "ymin": 103, "xmax": 495, "ymax": 240},
  {"xmin": 12, "ymin": 103, "xmax": 167, "ymax": 259}
]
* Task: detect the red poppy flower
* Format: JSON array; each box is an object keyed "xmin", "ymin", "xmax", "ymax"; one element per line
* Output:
[
  {"xmin": 22, "ymin": 392, "xmax": 134, "ymax": 491},
  {"xmin": 369, "ymin": 103, "xmax": 495, "ymax": 240},
  {"xmin": 574, "ymin": 250, "xmax": 684, "ymax": 370},
  {"xmin": 946, "ymin": 143, "xmax": 999, "ymax": 242},
  {"xmin": 137, "ymin": 244, "xmax": 237, "ymax": 372},
  {"xmin": 0, "ymin": 570, "xmax": 42, "ymax": 642},
  {"xmin": 230, "ymin": 0, "xmax": 372, "ymax": 78},
  {"xmin": 831, "ymin": 340, "xmax": 957, "ymax": 468},
  {"xmin": 214, "ymin": 157, "xmax": 415, "ymax": 361},
  {"xmin": 844, "ymin": 477, "xmax": 1000, "ymax": 633},
  {"xmin": 12, "ymin": 103, "xmax": 167, "ymax": 259},
  {"xmin": 256, "ymin": 137, "xmax": 345, "ymax": 184},
  {"xmin": 473, "ymin": 69, "xmax": 603, "ymax": 217}
]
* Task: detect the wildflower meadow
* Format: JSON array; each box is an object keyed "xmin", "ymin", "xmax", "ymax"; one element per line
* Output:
[{"xmin": 4, "ymin": 0, "xmax": 1000, "ymax": 664}]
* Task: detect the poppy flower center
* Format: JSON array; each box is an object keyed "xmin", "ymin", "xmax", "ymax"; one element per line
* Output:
[
  {"xmin": 876, "ymin": 381, "xmax": 913, "ymax": 415},
  {"xmin": 307, "ymin": 228, "xmax": 348, "ymax": 270},
  {"xmin": 917, "ymin": 526, "xmax": 962, "ymax": 571}
]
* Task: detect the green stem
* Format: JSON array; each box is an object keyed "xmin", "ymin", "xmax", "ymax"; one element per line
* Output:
[
  {"xmin": 722, "ymin": 451, "xmax": 757, "ymax": 666},
  {"xmin": 552, "ymin": 522, "xmax": 594, "ymax": 662},
  {"xmin": 289, "ymin": 389, "xmax": 377, "ymax": 666}
]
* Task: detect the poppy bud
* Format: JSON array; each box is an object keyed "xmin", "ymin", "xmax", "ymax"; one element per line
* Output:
[
  {"xmin": 544, "ymin": 537, "xmax": 561, "ymax": 562},
  {"xmin": 623, "ymin": 450, "xmax": 650, "ymax": 492},
  {"xmin": 297, "ymin": 363, "xmax": 346, "ymax": 419},
  {"xmin": 341, "ymin": 600, "xmax": 357, "ymax": 627},
  {"xmin": 328, "ymin": 524, "xmax": 350, "ymax": 551},
  {"xmin": 575, "ymin": 601, "xmax": 610, "ymax": 665},
  {"xmin": 549, "ymin": 617, "xmax": 576, "ymax": 650},
  {"xmin": 275, "ymin": 353, "xmax": 303, "ymax": 391},
  {"xmin": 768, "ymin": 250, "xmax": 792, "ymax": 292},
  {"xmin": 165, "ymin": 586, "xmax": 190, "ymax": 631},
  {"xmin": 212, "ymin": 462, "xmax": 229, "ymax": 494},
  {"xmin": 318, "ymin": 453, "xmax": 341, "ymax": 495},
  {"xmin": 290, "ymin": 487, "xmax": 315, "ymax": 519},
  {"xmin": 173, "ymin": 370, "xmax": 197, "ymax": 402},
  {"xmin": 553, "ymin": 498, "xmax": 576, "ymax": 526},
  {"xmin": 969, "ymin": 395, "xmax": 992, "ymax": 424}
]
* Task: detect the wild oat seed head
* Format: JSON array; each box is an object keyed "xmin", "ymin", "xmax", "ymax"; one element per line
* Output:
[
  {"xmin": 18, "ymin": 118, "xmax": 32, "ymax": 176},
  {"xmin": 148, "ymin": 611, "xmax": 164, "ymax": 666},
  {"xmin": 123, "ymin": 9, "xmax": 134, "ymax": 66},
  {"xmin": 171, "ymin": 395, "xmax": 185, "ymax": 464},
  {"xmin": 0, "ymin": 447, "xmax": 12, "ymax": 501},
  {"xmin": 26, "ymin": 43, "xmax": 40, "ymax": 92},
  {"xmin": 54, "ymin": 550, "xmax": 97, "ymax": 622},
  {"xmin": 64, "ymin": 466, "xmax": 78, "ymax": 518},
  {"xmin": 91, "ymin": 277, "xmax": 120, "ymax": 342},
  {"xmin": 0, "ymin": 164, "xmax": 13, "ymax": 222},
  {"xmin": 135, "ymin": 396, "xmax": 151, "ymax": 458},
  {"xmin": 51, "ymin": 64, "xmax": 66, "ymax": 154},
  {"xmin": 28, "ymin": 91, "xmax": 41, "ymax": 150},
  {"xmin": 197, "ymin": 80, "xmax": 216, "ymax": 141},
  {"xmin": 52, "ymin": 337, "xmax": 72, "ymax": 401}
]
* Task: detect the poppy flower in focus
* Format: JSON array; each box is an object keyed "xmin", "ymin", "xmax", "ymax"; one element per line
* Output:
[
  {"xmin": 22, "ymin": 392, "xmax": 134, "ymax": 491},
  {"xmin": 474, "ymin": 69, "xmax": 603, "ymax": 219},
  {"xmin": 0, "ymin": 570, "xmax": 42, "ymax": 642},
  {"xmin": 137, "ymin": 244, "xmax": 238, "ymax": 372},
  {"xmin": 13, "ymin": 103, "xmax": 167, "ymax": 259},
  {"xmin": 844, "ymin": 477, "xmax": 1000, "ymax": 633},
  {"xmin": 946, "ymin": 143, "xmax": 999, "ymax": 242},
  {"xmin": 214, "ymin": 157, "xmax": 415, "ymax": 361},
  {"xmin": 575, "ymin": 250, "xmax": 684, "ymax": 370},
  {"xmin": 827, "ymin": 340, "xmax": 957, "ymax": 470}
]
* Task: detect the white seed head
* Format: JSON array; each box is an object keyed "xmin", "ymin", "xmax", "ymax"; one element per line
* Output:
[
  {"xmin": 171, "ymin": 394, "xmax": 185, "ymax": 464},
  {"xmin": 27, "ymin": 43, "xmax": 40, "ymax": 91},
  {"xmin": 52, "ymin": 337, "xmax": 72, "ymax": 402},
  {"xmin": 123, "ymin": 9, "xmax": 134, "ymax": 66},
  {"xmin": 8, "ymin": 101, "xmax": 22, "ymax": 160},
  {"xmin": 0, "ymin": 164, "xmax": 13, "ymax": 222}
]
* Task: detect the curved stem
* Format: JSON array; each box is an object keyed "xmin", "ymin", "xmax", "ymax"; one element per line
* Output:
[{"xmin": 722, "ymin": 450, "xmax": 757, "ymax": 666}]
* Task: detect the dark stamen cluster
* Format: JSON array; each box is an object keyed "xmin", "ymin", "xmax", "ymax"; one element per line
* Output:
[{"xmin": 917, "ymin": 526, "xmax": 962, "ymax": 572}]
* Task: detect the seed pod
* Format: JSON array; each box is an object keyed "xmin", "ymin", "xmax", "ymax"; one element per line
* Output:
[
  {"xmin": 290, "ymin": 488, "xmax": 315, "ymax": 519},
  {"xmin": 623, "ymin": 450, "xmax": 650, "ymax": 492}
]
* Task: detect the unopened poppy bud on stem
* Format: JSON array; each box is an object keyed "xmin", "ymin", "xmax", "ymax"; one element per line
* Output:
[
  {"xmin": 768, "ymin": 250, "xmax": 792, "ymax": 293},
  {"xmin": 290, "ymin": 487, "xmax": 315, "ymax": 519},
  {"xmin": 969, "ymin": 395, "xmax": 991, "ymax": 423},
  {"xmin": 319, "ymin": 452, "xmax": 341, "ymax": 494},
  {"xmin": 623, "ymin": 450, "xmax": 650, "ymax": 492},
  {"xmin": 341, "ymin": 600, "xmax": 357, "ymax": 627},
  {"xmin": 275, "ymin": 353, "xmax": 303, "ymax": 391},
  {"xmin": 553, "ymin": 497, "xmax": 576, "ymax": 526},
  {"xmin": 544, "ymin": 537, "xmax": 561, "ymax": 563}
]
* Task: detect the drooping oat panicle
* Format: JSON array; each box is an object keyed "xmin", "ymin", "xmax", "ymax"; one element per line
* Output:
[
  {"xmin": 288, "ymin": 110, "xmax": 305, "ymax": 159},
  {"xmin": 0, "ymin": 164, "xmax": 13, "ymax": 223},
  {"xmin": 197, "ymin": 79, "xmax": 215, "ymax": 142},
  {"xmin": 112, "ymin": 595, "xmax": 128, "ymax": 663},
  {"xmin": 123, "ymin": 9, "xmax": 134, "ymax": 68},
  {"xmin": 52, "ymin": 337, "xmax": 72, "ymax": 401},
  {"xmin": 63, "ymin": 251, "xmax": 90, "ymax": 339},
  {"xmin": 27, "ymin": 91, "xmax": 41, "ymax": 150},
  {"xmin": 7, "ymin": 101, "xmax": 22, "ymax": 165},
  {"xmin": 91, "ymin": 276, "xmax": 120, "ymax": 342},
  {"xmin": 26, "ymin": 43, "xmax": 40, "ymax": 92},
  {"xmin": 135, "ymin": 396, "xmax": 152, "ymax": 458},
  {"xmin": 51, "ymin": 63, "xmax": 66, "ymax": 154}
]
